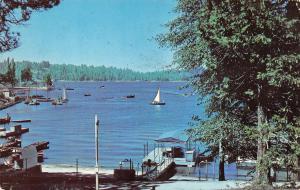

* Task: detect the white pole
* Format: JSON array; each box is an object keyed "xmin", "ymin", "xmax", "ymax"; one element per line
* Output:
[{"xmin": 95, "ymin": 114, "xmax": 99, "ymax": 190}]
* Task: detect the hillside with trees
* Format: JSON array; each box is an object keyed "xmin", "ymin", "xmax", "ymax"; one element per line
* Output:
[{"xmin": 0, "ymin": 59, "xmax": 188, "ymax": 82}]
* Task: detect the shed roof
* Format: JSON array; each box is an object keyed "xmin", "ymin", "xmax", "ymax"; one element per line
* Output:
[{"xmin": 155, "ymin": 130, "xmax": 190, "ymax": 144}]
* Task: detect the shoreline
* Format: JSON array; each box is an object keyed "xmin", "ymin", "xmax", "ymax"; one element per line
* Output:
[
  {"xmin": 55, "ymin": 80, "xmax": 188, "ymax": 83},
  {"xmin": 0, "ymin": 99, "xmax": 22, "ymax": 110},
  {"xmin": 42, "ymin": 164, "xmax": 114, "ymax": 175}
]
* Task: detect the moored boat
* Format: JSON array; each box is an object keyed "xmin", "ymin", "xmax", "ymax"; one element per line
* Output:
[
  {"xmin": 84, "ymin": 93, "xmax": 91, "ymax": 96},
  {"xmin": 125, "ymin": 94, "xmax": 135, "ymax": 98},
  {"xmin": 24, "ymin": 96, "xmax": 31, "ymax": 104},
  {"xmin": 29, "ymin": 99, "xmax": 40, "ymax": 105},
  {"xmin": 0, "ymin": 114, "xmax": 11, "ymax": 124},
  {"xmin": 52, "ymin": 98, "xmax": 63, "ymax": 105},
  {"xmin": 37, "ymin": 98, "xmax": 52, "ymax": 102},
  {"xmin": 31, "ymin": 95, "xmax": 44, "ymax": 99},
  {"xmin": 12, "ymin": 119, "xmax": 31, "ymax": 123}
]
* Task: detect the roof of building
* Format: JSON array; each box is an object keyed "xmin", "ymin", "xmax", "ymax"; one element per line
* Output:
[{"xmin": 155, "ymin": 130, "xmax": 190, "ymax": 144}]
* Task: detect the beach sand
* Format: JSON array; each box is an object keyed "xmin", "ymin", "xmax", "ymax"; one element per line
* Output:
[
  {"xmin": 42, "ymin": 164, "xmax": 114, "ymax": 175},
  {"xmin": 40, "ymin": 165, "xmax": 296, "ymax": 189},
  {"xmin": 41, "ymin": 165, "xmax": 250, "ymax": 190},
  {"xmin": 155, "ymin": 176, "xmax": 250, "ymax": 190}
]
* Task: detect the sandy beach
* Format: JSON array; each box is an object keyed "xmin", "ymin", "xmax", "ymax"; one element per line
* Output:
[
  {"xmin": 41, "ymin": 165, "xmax": 250, "ymax": 190},
  {"xmin": 42, "ymin": 164, "xmax": 114, "ymax": 175}
]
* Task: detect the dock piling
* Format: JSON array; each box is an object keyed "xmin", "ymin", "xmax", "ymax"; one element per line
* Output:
[
  {"xmin": 147, "ymin": 141, "xmax": 149, "ymax": 155},
  {"xmin": 95, "ymin": 114, "xmax": 100, "ymax": 190},
  {"xmin": 76, "ymin": 158, "xmax": 78, "ymax": 174},
  {"xmin": 206, "ymin": 159, "xmax": 208, "ymax": 180}
]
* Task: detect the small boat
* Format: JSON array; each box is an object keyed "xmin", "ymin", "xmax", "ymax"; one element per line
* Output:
[
  {"xmin": 126, "ymin": 95, "xmax": 135, "ymax": 98},
  {"xmin": 84, "ymin": 93, "xmax": 91, "ymax": 96},
  {"xmin": 0, "ymin": 114, "xmax": 11, "ymax": 124},
  {"xmin": 37, "ymin": 98, "xmax": 52, "ymax": 102},
  {"xmin": 29, "ymin": 99, "xmax": 40, "ymax": 105},
  {"xmin": 66, "ymin": 88, "xmax": 74, "ymax": 90},
  {"xmin": 11, "ymin": 119, "xmax": 31, "ymax": 123},
  {"xmin": 150, "ymin": 88, "xmax": 165, "ymax": 105},
  {"xmin": 24, "ymin": 96, "xmax": 31, "ymax": 104},
  {"xmin": 100, "ymin": 85, "xmax": 105, "ymax": 88},
  {"xmin": 52, "ymin": 98, "xmax": 63, "ymax": 105},
  {"xmin": 31, "ymin": 95, "xmax": 44, "ymax": 99}
]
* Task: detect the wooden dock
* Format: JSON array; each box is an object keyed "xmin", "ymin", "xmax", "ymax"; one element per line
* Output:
[{"xmin": 0, "ymin": 125, "xmax": 29, "ymax": 138}]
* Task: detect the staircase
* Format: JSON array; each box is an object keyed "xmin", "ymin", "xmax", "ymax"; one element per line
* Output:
[{"xmin": 142, "ymin": 147, "xmax": 176, "ymax": 181}]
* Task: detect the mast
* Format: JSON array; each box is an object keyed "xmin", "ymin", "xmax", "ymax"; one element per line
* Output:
[{"xmin": 63, "ymin": 88, "xmax": 67, "ymax": 100}]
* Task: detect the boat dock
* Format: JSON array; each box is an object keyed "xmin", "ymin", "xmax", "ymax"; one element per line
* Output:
[
  {"xmin": 11, "ymin": 119, "xmax": 31, "ymax": 123},
  {"xmin": 0, "ymin": 125, "xmax": 29, "ymax": 138}
]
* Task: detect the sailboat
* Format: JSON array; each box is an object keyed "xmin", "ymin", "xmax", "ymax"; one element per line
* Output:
[
  {"xmin": 29, "ymin": 99, "xmax": 40, "ymax": 105},
  {"xmin": 151, "ymin": 88, "xmax": 165, "ymax": 105},
  {"xmin": 29, "ymin": 83, "xmax": 40, "ymax": 105},
  {"xmin": 52, "ymin": 97, "xmax": 63, "ymax": 105},
  {"xmin": 62, "ymin": 88, "xmax": 68, "ymax": 103}
]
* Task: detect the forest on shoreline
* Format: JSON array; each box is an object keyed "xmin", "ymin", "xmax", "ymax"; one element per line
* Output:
[{"xmin": 0, "ymin": 59, "xmax": 188, "ymax": 82}]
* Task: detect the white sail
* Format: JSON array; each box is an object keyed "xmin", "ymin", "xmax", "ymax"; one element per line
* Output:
[
  {"xmin": 153, "ymin": 88, "xmax": 161, "ymax": 103},
  {"xmin": 62, "ymin": 88, "xmax": 67, "ymax": 101}
]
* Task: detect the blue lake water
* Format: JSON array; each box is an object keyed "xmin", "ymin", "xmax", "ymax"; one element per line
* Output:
[{"xmin": 1, "ymin": 81, "xmax": 204, "ymax": 169}]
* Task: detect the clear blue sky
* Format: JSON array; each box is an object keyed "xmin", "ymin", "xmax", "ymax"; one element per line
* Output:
[{"xmin": 0, "ymin": 0, "xmax": 176, "ymax": 72}]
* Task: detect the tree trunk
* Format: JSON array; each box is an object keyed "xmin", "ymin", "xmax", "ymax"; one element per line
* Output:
[
  {"xmin": 256, "ymin": 104, "xmax": 268, "ymax": 184},
  {"xmin": 292, "ymin": 155, "xmax": 300, "ymax": 182},
  {"xmin": 297, "ymin": 156, "xmax": 300, "ymax": 181},
  {"xmin": 219, "ymin": 139, "xmax": 225, "ymax": 181}
]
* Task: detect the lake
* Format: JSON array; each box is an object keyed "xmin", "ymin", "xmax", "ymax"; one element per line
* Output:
[{"xmin": 0, "ymin": 81, "xmax": 204, "ymax": 169}]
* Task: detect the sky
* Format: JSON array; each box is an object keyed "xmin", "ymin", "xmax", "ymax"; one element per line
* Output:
[{"xmin": 0, "ymin": 0, "xmax": 177, "ymax": 72}]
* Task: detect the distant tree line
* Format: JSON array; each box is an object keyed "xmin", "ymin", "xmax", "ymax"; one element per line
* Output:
[{"xmin": 0, "ymin": 59, "xmax": 188, "ymax": 82}]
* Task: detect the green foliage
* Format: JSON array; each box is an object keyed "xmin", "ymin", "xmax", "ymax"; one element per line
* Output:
[
  {"xmin": 1, "ymin": 58, "xmax": 18, "ymax": 87},
  {"xmin": 188, "ymin": 114, "xmax": 257, "ymax": 162},
  {"xmin": 43, "ymin": 73, "xmax": 52, "ymax": 87},
  {"xmin": 0, "ymin": 0, "xmax": 60, "ymax": 52},
  {"xmin": 159, "ymin": 0, "xmax": 300, "ymax": 183},
  {"xmin": 0, "ymin": 60, "xmax": 188, "ymax": 82},
  {"xmin": 21, "ymin": 67, "xmax": 32, "ymax": 84}
]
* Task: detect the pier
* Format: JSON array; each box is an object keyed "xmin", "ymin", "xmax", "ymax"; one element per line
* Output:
[{"xmin": 0, "ymin": 125, "xmax": 29, "ymax": 138}]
